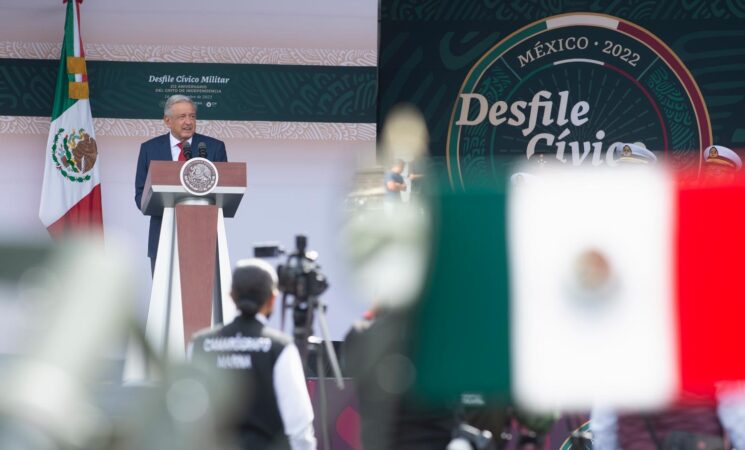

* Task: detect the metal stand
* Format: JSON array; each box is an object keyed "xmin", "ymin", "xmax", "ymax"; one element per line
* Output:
[
  {"xmin": 281, "ymin": 293, "xmax": 344, "ymax": 450},
  {"xmin": 312, "ymin": 297, "xmax": 344, "ymax": 389},
  {"xmin": 281, "ymin": 294, "xmax": 344, "ymax": 389}
]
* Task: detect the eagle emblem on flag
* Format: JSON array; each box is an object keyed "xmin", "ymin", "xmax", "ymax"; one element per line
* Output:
[{"xmin": 51, "ymin": 127, "xmax": 98, "ymax": 182}]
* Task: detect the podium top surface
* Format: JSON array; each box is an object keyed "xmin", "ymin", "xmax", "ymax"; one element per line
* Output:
[{"xmin": 141, "ymin": 161, "xmax": 247, "ymax": 217}]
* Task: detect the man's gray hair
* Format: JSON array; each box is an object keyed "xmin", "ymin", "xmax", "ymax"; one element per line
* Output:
[{"xmin": 164, "ymin": 94, "xmax": 197, "ymax": 117}]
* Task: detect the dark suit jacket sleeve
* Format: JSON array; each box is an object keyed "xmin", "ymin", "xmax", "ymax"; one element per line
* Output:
[
  {"xmin": 134, "ymin": 142, "xmax": 149, "ymax": 211},
  {"xmin": 215, "ymin": 140, "xmax": 228, "ymax": 162}
]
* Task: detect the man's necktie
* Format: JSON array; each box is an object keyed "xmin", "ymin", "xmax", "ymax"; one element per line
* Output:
[{"xmin": 177, "ymin": 142, "xmax": 186, "ymax": 161}]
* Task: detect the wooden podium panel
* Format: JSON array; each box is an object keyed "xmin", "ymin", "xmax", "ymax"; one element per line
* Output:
[{"xmin": 176, "ymin": 204, "xmax": 218, "ymax": 347}]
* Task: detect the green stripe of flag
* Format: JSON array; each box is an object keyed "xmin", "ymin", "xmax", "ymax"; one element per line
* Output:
[
  {"xmin": 51, "ymin": 0, "xmax": 77, "ymax": 121},
  {"xmin": 410, "ymin": 182, "xmax": 512, "ymax": 403}
]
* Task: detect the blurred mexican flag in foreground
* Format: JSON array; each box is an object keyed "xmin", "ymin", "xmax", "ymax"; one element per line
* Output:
[{"xmin": 412, "ymin": 166, "xmax": 745, "ymax": 412}]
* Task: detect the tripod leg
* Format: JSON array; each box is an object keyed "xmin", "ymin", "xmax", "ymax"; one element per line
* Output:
[
  {"xmin": 316, "ymin": 349, "xmax": 332, "ymax": 450},
  {"xmin": 315, "ymin": 301, "xmax": 345, "ymax": 389}
]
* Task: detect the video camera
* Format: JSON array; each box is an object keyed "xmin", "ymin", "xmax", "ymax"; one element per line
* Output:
[
  {"xmin": 254, "ymin": 235, "xmax": 329, "ymax": 361},
  {"xmin": 253, "ymin": 235, "xmax": 328, "ymax": 298},
  {"xmin": 281, "ymin": 235, "xmax": 328, "ymax": 299}
]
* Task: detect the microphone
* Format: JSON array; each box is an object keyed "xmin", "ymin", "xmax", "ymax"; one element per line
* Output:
[
  {"xmin": 183, "ymin": 141, "xmax": 192, "ymax": 160},
  {"xmin": 198, "ymin": 142, "xmax": 207, "ymax": 158}
]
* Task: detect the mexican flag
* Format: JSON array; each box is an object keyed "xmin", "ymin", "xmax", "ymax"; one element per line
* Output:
[
  {"xmin": 39, "ymin": 0, "xmax": 102, "ymax": 237},
  {"xmin": 509, "ymin": 167, "xmax": 745, "ymax": 410},
  {"xmin": 411, "ymin": 168, "xmax": 745, "ymax": 411}
]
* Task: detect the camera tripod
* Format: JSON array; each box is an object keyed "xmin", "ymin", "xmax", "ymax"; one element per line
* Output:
[
  {"xmin": 281, "ymin": 292, "xmax": 345, "ymax": 450},
  {"xmin": 281, "ymin": 292, "xmax": 344, "ymax": 389}
]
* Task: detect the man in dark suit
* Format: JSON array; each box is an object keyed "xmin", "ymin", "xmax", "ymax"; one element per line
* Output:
[{"xmin": 134, "ymin": 94, "xmax": 228, "ymax": 272}]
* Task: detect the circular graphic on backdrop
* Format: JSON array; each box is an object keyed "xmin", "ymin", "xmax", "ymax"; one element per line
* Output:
[{"xmin": 446, "ymin": 13, "xmax": 712, "ymax": 190}]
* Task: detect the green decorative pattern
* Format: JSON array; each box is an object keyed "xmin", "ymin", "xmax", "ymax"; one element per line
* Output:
[
  {"xmin": 0, "ymin": 59, "xmax": 57, "ymax": 114},
  {"xmin": 381, "ymin": 0, "xmax": 745, "ymax": 21},
  {"xmin": 0, "ymin": 59, "xmax": 377, "ymax": 123},
  {"xmin": 644, "ymin": 65, "xmax": 696, "ymax": 152}
]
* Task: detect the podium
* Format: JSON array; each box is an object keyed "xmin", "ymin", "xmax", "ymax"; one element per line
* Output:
[{"xmin": 124, "ymin": 159, "xmax": 247, "ymax": 381}]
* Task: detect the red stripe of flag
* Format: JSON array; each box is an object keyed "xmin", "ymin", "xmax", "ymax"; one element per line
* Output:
[
  {"xmin": 47, "ymin": 184, "xmax": 103, "ymax": 239},
  {"xmin": 676, "ymin": 174, "xmax": 745, "ymax": 398}
]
